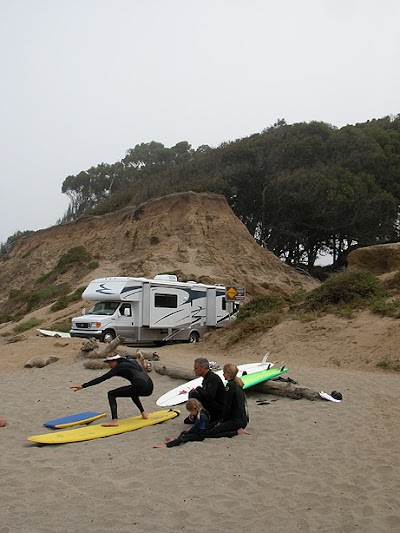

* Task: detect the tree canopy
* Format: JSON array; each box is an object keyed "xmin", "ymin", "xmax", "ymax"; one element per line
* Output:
[{"xmin": 58, "ymin": 115, "xmax": 400, "ymax": 270}]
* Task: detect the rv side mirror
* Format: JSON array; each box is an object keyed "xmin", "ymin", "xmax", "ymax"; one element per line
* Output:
[
  {"xmin": 123, "ymin": 307, "xmax": 131, "ymax": 317},
  {"xmin": 82, "ymin": 308, "xmax": 86, "ymax": 316}
]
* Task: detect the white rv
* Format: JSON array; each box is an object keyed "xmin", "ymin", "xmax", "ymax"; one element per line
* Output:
[{"xmin": 70, "ymin": 274, "xmax": 239, "ymax": 344}]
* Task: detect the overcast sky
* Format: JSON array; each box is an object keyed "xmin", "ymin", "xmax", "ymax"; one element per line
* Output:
[{"xmin": 1, "ymin": 0, "xmax": 399, "ymax": 244}]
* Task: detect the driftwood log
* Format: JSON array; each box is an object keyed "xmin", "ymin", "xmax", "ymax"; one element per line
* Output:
[
  {"xmin": 1, "ymin": 335, "xmax": 26, "ymax": 344},
  {"xmin": 153, "ymin": 362, "xmax": 196, "ymax": 381},
  {"xmin": 252, "ymin": 379, "xmax": 320, "ymax": 400},
  {"xmin": 152, "ymin": 362, "xmax": 320, "ymax": 401},
  {"xmin": 24, "ymin": 356, "xmax": 59, "ymax": 368},
  {"xmin": 75, "ymin": 336, "xmax": 126, "ymax": 360},
  {"xmin": 81, "ymin": 342, "xmax": 159, "ymax": 372},
  {"xmin": 134, "ymin": 349, "xmax": 153, "ymax": 372},
  {"xmin": 132, "ymin": 349, "xmax": 160, "ymax": 362},
  {"xmin": 83, "ymin": 360, "xmax": 109, "ymax": 370},
  {"xmin": 76, "ymin": 337, "xmax": 160, "ymax": 362}
]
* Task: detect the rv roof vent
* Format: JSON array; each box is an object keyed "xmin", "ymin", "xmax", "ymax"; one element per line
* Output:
[{"xmin": 154, "ymin": 274, "xmax": 178, "ymax": 282}]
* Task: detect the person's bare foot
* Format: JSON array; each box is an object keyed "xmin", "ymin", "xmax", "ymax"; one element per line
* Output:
[
  {"xmin": 0, "ymin": 418, "xmax": 6, "ymax": 427},
  {"xmin": 165, "ymin": 437, "xmax": 173, "ymax": 443},
  {"xmin": 101, "ymin": 420, "xmax": 119, "ymax": 427},
  {"xmin": 237, "ymin": 428, "xmax": 250, "ymax": 435},
  {"xmin": 153, "ymin": 443, "xmax": 167, "ymax": 448},
  {"xmin": 141, "ymin": 412, "xmax": 149, "ymax": 419}
]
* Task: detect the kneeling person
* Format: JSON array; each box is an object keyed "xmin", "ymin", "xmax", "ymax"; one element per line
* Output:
[
  {"xmin": 207, "ymin": 364, "xmax": 250, "ymax": 438},
  {"xmin": 185, "ymin": 357, "xmax": 225, "ymax": 424}
]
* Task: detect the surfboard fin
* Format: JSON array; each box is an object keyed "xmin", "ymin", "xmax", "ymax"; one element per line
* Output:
[{"xmin": 261, "ymin": 352, "xmax": 270, "ymax": 364}]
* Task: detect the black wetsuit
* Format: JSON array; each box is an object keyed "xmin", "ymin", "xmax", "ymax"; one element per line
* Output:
[
  {"xmin": 187, "ymin": 370, "xmax": 225, "ymax": 423},
  {"xmin": 82, "ymin": 359, "xmax": 153, "ymax": 419},
  {"xmin": 207, "ymin": 379, "xmax": 248, "ymax": 438},
  {"xmin": 166, "ymin": 409, "xmax": 210, "ymax": 448}
]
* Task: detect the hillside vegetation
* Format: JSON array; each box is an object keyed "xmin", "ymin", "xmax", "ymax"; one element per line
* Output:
[
  {"xmin": 3, "ymin": 116, "xmax": 400, "ymax": 272},
  {"xmin": 64, "ymin": 116, "xmax": 400, "ymax": 268}
]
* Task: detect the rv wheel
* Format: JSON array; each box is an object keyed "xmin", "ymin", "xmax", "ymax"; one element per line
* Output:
[
  {"xmin": 101, "ymin": 330, "xmax": 116, "ymax": 343},
  {"xmin": 189, "ymin": 331, "xmax": 199, "ymax": 343}
]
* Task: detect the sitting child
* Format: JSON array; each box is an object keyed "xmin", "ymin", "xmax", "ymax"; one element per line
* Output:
[{"xmin": 153, "ymin": 398, "xmax": 209, "ymax": 448}]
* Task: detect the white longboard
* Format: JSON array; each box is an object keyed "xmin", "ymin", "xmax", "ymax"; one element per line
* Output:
[
  {"xmin": 156, "ymin": 354, "xmax": 274, "ymax": 407},
  {"xmin": 37, "ymin": 329, "xmax": 71, "ymax": 338}
]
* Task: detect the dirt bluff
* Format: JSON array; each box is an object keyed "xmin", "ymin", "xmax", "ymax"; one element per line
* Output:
[{"xmin": 0, "ymin": 192, "xmax": 318, "ymax": 312}]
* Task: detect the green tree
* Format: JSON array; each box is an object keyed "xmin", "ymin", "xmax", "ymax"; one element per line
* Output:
[{"xmin": 58, "ymin": 118, "xmax": 400, "ymax": 269}]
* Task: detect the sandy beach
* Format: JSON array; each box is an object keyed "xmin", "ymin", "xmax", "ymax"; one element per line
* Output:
[{"xmin": 1, "ymin": 336, "xmax": 400, "ymax": 533}]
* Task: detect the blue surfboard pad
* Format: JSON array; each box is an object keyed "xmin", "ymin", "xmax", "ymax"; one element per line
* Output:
[{"xmin": 44, "ymin": 411, "xmax": 106, "ymax": 429}]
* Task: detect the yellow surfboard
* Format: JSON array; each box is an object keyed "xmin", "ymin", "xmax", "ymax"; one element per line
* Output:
[{"xmin": 28, "ymin": 409, "xmax": 180, "ymax": 444}]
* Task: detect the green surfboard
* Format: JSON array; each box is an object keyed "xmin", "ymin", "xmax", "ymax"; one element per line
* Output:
[{"xmin": 241, "ymin": 366, "xmax": 288, "ymax": 389}]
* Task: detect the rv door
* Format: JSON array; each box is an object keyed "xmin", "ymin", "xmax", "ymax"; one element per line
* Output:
[{"xmin": 115, "ymin": 303, "xmax": 135, "ymax": 340}]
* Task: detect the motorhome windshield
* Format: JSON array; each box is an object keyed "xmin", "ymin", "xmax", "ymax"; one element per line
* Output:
[{"xmin": 88, "ymin": 302, "xmax": 120, "ymax": 315}]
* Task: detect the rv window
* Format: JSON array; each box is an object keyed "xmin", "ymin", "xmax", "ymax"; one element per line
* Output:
[
  {"xmin": 120, "ymin": 304, "xmax": 131, "ymax": 317},
  {"xmin": 222, "ymin": 298, "xmax": 239, "ymax": 313},
  {"xmin": 89, "ymin": 302, "xmax": 119, "ymax": 315},
  {"xmin": 155, "ymin": 293, "xmax": 178, "ymax": 308}
]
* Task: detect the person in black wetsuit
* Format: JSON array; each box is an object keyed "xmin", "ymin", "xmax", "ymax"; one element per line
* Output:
[
  {"xmin": 207, "ymin": 363, "xmax": 250, "ymax": 439},
  {"xmin": 70, "ymin": 354, "xmax": 153, "ymax": 427},
  {"xmin": 184, "ymin": 357, "xmax": 225, "ymax": 424},
  {"xmin": 153, "ymin": 398, "xmax": 209, "ymax": 448}
]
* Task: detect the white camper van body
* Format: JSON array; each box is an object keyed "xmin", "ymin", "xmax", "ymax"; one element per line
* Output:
[{"xmin": 70, "ymin": 275, "xmax": 237, "ymax": 344}]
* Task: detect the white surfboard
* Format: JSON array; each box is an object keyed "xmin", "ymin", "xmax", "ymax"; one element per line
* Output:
[
  {"xmin": 156, "ymin": 354, "xmax": 274, "ymax": 407},
  {"xmin": 319, "ymin": 391, "xmax": 342, "ymax": 403},
  {"xmin": 37, "ymin": 329, "xmax": 71, "ymax": 338}
]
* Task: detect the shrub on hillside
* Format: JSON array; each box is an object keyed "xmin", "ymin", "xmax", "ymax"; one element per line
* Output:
[
  {"xmin": 13, "ymin": 317, "xmax": 41, "ymax": 334},
  {"xmin": 56, "ymin": 246, "xmax": 92, "ymax": 272},
  {"xmin": 376, "ymin": 358, "xmax": 400, "ymax": 372},
  {"xmin": 35, "ymin": 272, "xmax": 52, "ymax": 284},
  {"xmin": 223, "ymin": 311, "xmax": 283, "ymax": 344},
  {"xmin": 0, "ymin": 230, "xmax": 35, "ymax": 257},
  {"xmin": 236, "ymin": 294, "xmax": 285, "ymax": 321},
  {"xmin": 371, "ymin": 298, "xmax": 400, "ymax": 317},
  {"xmin": 304, "ymin": 269, "xmax": 385, "ymax": 311},
  {"xmin": 9, "ymin": 284, "xmax": 71, "ymax": 314},
  {"xmin": 49, "ymin": 319, "xmax": 73, "ymax": 333},
  {"xmin": 50, "ymin": 286, "xmax": 86, "ymax": 312},
  {"xmin": 382, "ymin": 271, "xmax": 400, "ymax": 293}
]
